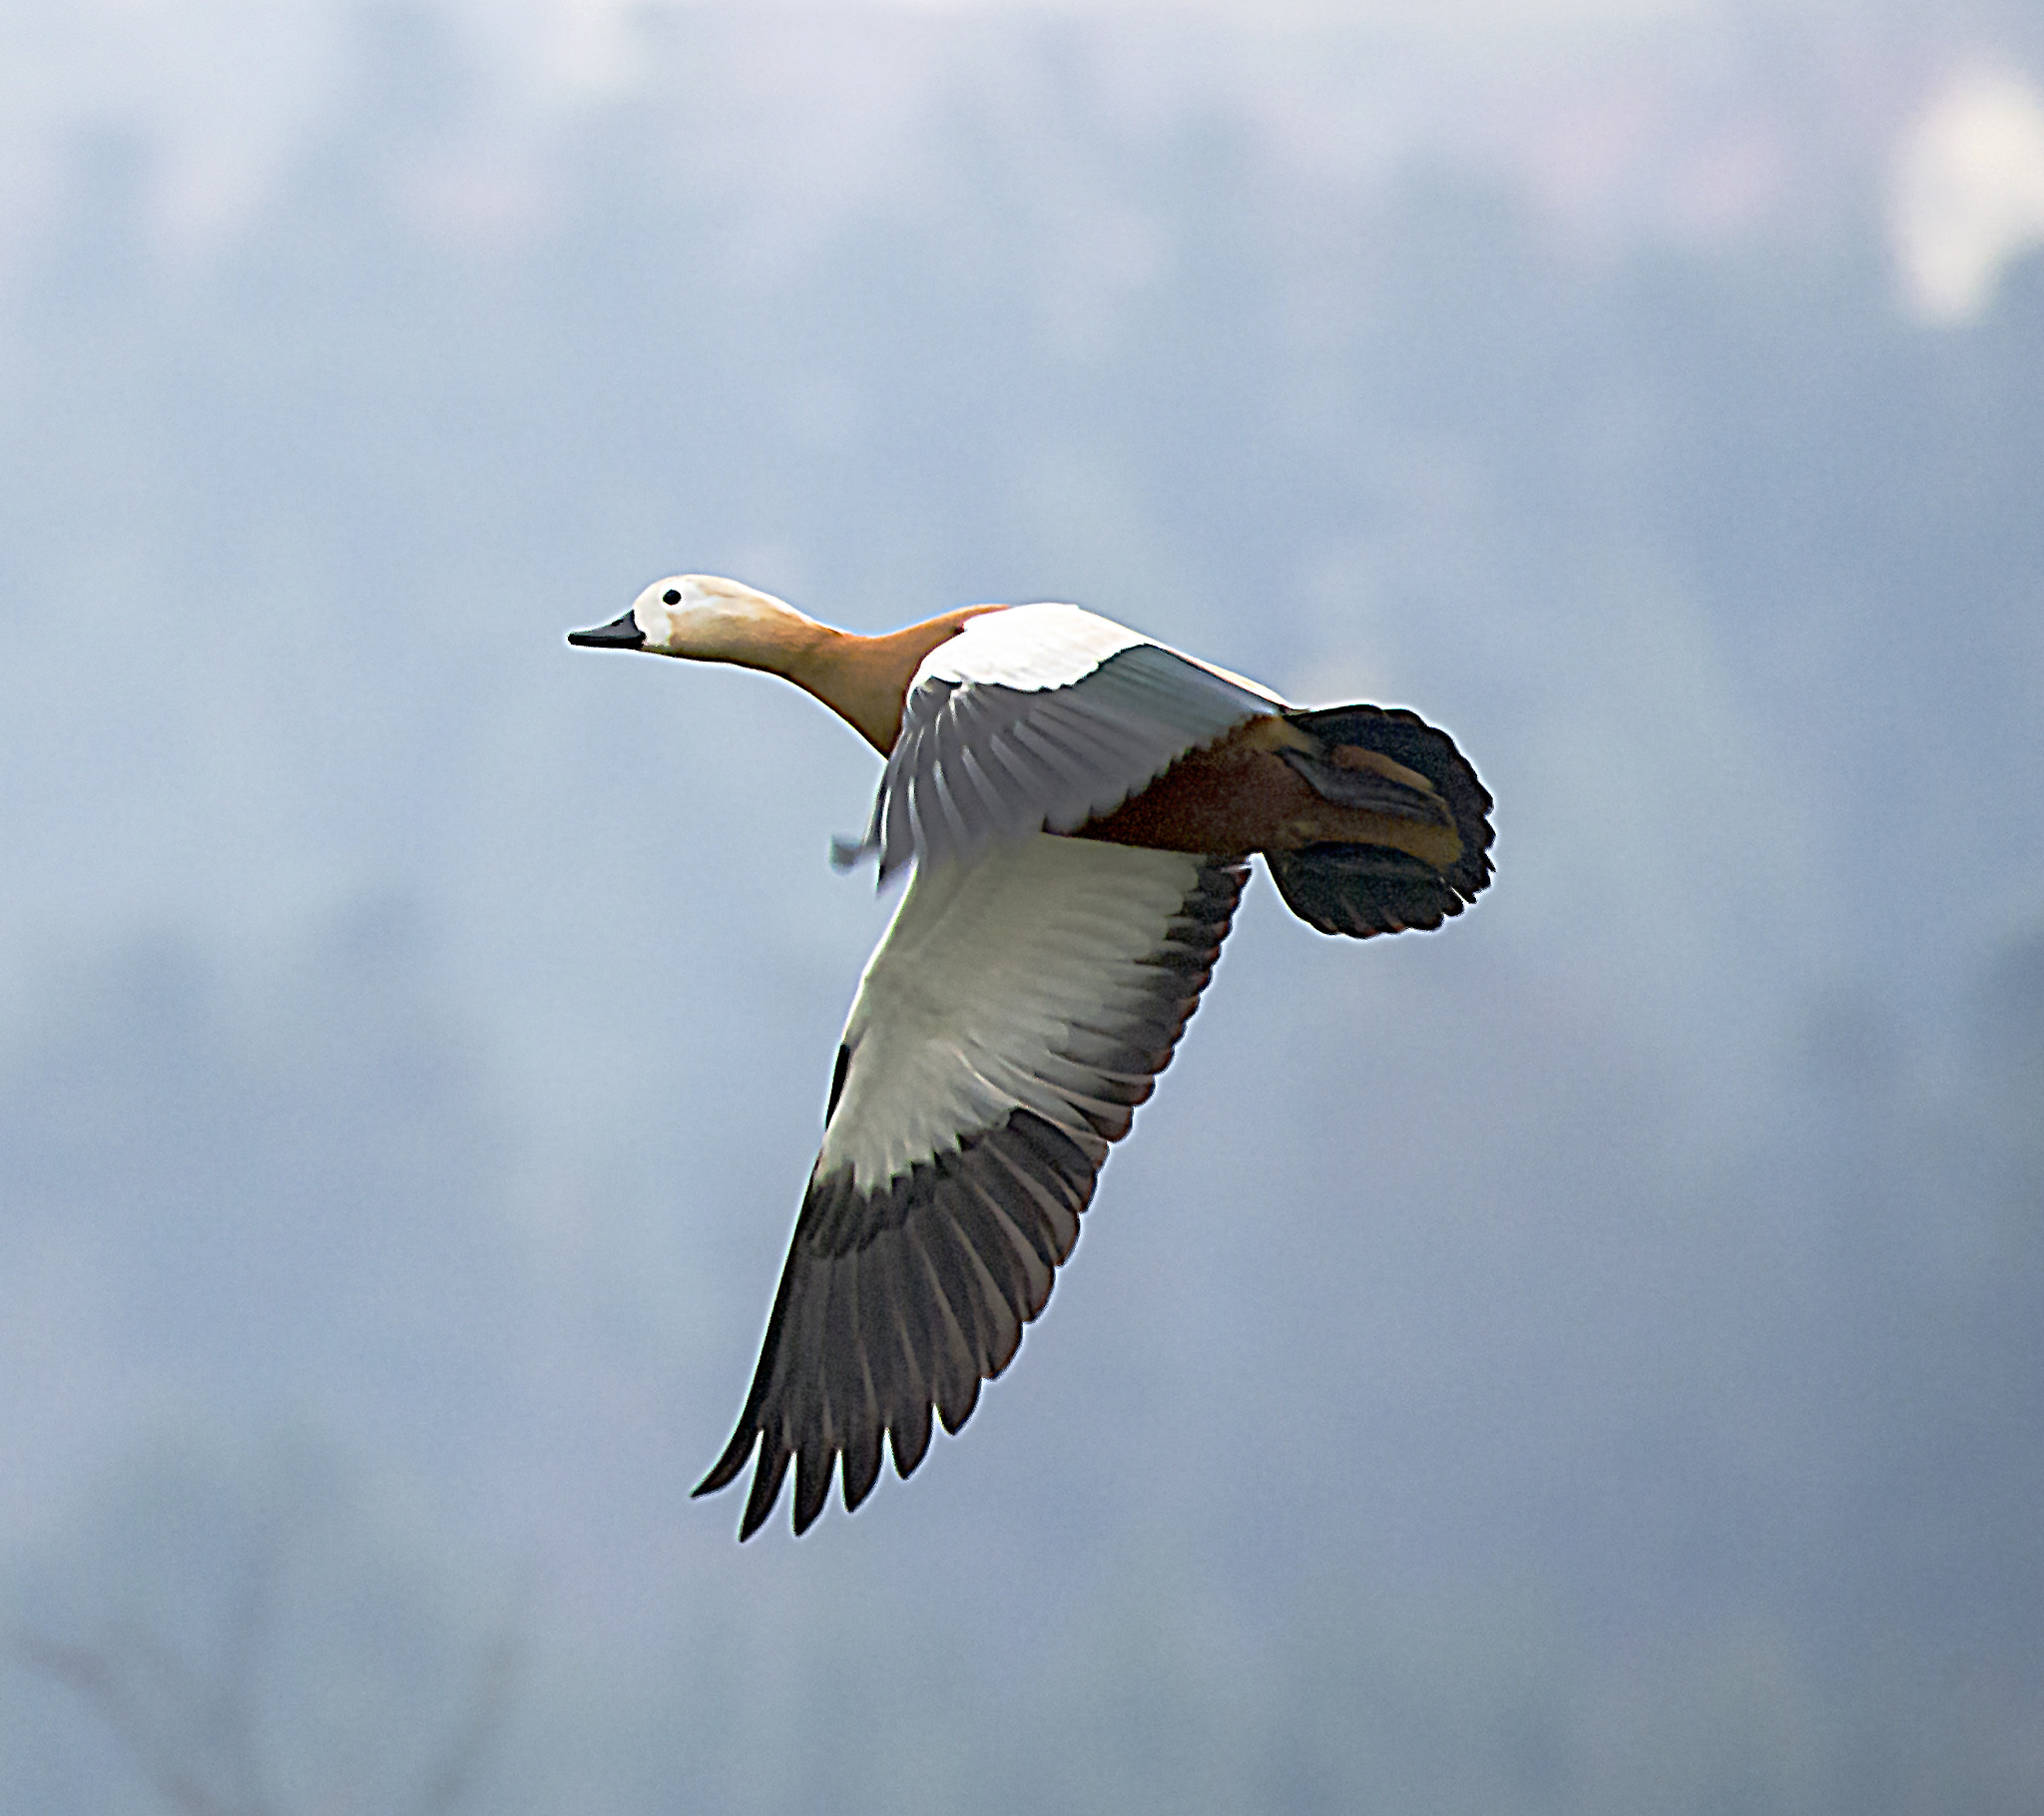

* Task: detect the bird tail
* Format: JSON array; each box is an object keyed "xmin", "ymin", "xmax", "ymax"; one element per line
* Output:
[{"xmin": 1266, "ymin": 703, "xmax": 1494, "ymax": 938}]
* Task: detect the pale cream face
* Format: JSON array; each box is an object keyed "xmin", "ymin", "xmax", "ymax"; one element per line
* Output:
[{"xmin": 629, "ymin": 574, "xmax": 802, "ymax": 663}]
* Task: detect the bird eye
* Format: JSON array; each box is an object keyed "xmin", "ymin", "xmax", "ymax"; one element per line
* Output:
[{"xmin": 663, "ymin": 589, "xmax": 681, "ymax": 605}]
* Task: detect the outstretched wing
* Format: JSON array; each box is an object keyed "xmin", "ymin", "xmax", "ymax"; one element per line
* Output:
[
  {"xmin": 695, "ymin": 834, "xmax": 1247, "ymax": 1540},
  {"xmin": 838, "ymin": 603, "xmax": 1285, "ymax": 882}
]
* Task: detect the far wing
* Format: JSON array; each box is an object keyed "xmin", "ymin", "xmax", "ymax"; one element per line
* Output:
[
  {"xmin": 838, "ymin": 603, "xmax": 1284, "ymax": 882},
  {"xmin": 694, "ymin": 834, "xmax": 1246, "ymax": 1540}
]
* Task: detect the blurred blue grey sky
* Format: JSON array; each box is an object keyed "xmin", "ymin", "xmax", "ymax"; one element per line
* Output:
[{"xmin": 2, "ymin": 2, "xmax": 2042, "ymax": 1811}]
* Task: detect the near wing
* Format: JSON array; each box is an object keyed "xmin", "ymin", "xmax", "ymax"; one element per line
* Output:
[
  {"xmin": 694, "ymin": 834, "xmax": 1247, "ymax": 1540},
  {"xmin": 837, "ymin": 603, "xmax": 1285, "ymax": 882}
]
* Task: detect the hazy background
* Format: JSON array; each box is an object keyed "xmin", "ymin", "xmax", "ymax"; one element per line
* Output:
[{"xmin": 3, "ymin": 0, "xmax": 2042, "ymax": 1809}]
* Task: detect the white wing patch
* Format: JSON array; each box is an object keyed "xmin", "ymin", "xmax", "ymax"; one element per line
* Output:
[
  {"xmin": 843, "ymin": 603, "xmax": 1287, "ymax": 881},
  {"xmin": 918, "ymin": 602, "xmax": 1149, "ymax": 689},
  {"xmin": 823, "ymin": 834, "xmax": 1212, "ymax": 1190}
]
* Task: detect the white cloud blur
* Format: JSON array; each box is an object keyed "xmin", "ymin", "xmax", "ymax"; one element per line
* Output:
[
  {"xmin": 0, "ymin": 0, "xmax": 1962, "ymax": 287},
  {"xmin": 0, "ymin": 0, "xmax": 1739, "ymax": 259},
  {"xmin": 1890, "ymin": 66, "xmax": 2044, "ymax": 324}
]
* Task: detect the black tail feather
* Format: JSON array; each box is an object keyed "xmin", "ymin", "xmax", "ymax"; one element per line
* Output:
[{"xmin": 1269, "ymin": 703, "xmax": 1494, "ymax": 939}]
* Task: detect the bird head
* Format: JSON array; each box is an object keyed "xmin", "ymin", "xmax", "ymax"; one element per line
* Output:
[{"xmin": 568, "ymin": 575, "xmax": 815, "ymax": 666}]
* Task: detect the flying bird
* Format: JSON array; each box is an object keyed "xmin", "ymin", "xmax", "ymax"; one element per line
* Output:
[{"xmin": 569, "ymin": 576, "xmax": 1493, "ymax": 1539}]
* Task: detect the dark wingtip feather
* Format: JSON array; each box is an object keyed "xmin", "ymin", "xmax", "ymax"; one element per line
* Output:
[
  {"xmin": 842, "ymin": 1423, "xmax": 884, "ymax": 1513},
  {"xmin": 890, "ymin": 1399, "xmax": 934, "ymax": 1479},
  {"xmin": 738, "ymin": 1440, "xmax": 791, "ymax": 1542},
  {"xmin": 792, "ymin": 1446, "xmax": 833, "ymax": 1536},
  {"xmin": 936, "ymin": 1372, "xmax": 982, "ymax": 1435},
  {"xmin": 695, "ymin": 1424, "xmax": 761, "ymax": 1499}
]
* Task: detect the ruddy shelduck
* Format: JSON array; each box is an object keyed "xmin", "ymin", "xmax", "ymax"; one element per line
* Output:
[{"xmin": 570, "ymin": 576, "xmax": 1493, "ymax": 1539}]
